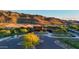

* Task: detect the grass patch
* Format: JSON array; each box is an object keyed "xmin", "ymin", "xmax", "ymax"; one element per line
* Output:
[{"xmin": 58, "ymin": 38, "xmax": 79, "ymax": 49}]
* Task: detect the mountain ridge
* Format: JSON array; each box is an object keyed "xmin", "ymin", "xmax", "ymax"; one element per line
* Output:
[{"xmin": 0, "ymin": 10, "xmax": 78, "ymax": 27}]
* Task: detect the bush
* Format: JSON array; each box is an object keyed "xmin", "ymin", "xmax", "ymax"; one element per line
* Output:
[
  {"xmin": 23, "ymin": 41, "xmax": 34, "ymax": 48},
  {"xmin": 19, "ymin": 28, "xmax": 28, "ymax": 33},
  {"xmin": 11, "ymin": 28, "xmax": 28, "ymax": 35},
  {"xmin": 0, "ymin": 30, "xmax": 11, "ymax": 37},
  {"xmin": 22, "ymin": 32, "xmax": 40, "ymax": 48},
  {"xmin": 69, "ymin": 25, "xmax": 79, "ymax": 31}
]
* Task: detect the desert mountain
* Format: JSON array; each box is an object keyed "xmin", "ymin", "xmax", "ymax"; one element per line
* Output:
[
  {"xmin": 0, "ymin": 10, "xmax": 64, "ymax": 25},
  {"xmin": 2, "ymin": 10, "xmax": 79, "ymax": 28}
]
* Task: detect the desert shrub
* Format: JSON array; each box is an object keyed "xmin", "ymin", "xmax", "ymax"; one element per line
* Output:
[
  {"xmin": 0, "ymin": 30, "xmax": 11, "ymax": 37},
  {"xmin": 11, "ymin": 27, "xmax": 28, "ymax": 35},
  {"xmin": 22, "ymin": 32, "xmax": 40, "ymax": 48}
]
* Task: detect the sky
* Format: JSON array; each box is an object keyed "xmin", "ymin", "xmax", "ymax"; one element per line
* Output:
[{"xmin": 11, "ymin": 10, "xmax": 79, "ymax": 20}]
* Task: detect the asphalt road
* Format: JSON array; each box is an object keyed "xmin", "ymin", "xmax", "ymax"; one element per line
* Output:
[
  {"xmin": 36, "ymin": 36, "xmax": 63, "ymax": 49},
  {"xmin": 68, "ymin": 29, "xmax": 79, "ymax": 36},
  {"xmin": 0, "ymin": 36, "xmax": 24, "ymax": 49},
  {"xmin": 0, "ymin": 33, "xmax": 63, "ymax": 49}
]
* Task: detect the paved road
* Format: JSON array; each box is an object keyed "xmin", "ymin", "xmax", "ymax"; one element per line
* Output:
[
  {"xmin": 0, "ymin": 33, "xmax": 63, "ymax": 49},
  {"xmin": 0, "ymin": 36, "xmax": 24, "ymax": 49},
  {"xmin": 36, "ymin": 33, "xmax": 63, "ymax": 49},
  {"xmin": 68, "ymin": 29, "xmax": 79, "ymax": 36}
]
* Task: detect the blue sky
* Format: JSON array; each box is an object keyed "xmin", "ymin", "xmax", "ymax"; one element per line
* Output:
[{"xmin": 11, "ymin": 10, "xmax": 79, "ymax": 20}]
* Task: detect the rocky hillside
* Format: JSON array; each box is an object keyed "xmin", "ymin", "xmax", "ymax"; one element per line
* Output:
[{"xmin": 0, "ymin": 10, "xmax": 64, "ymax": 26}]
